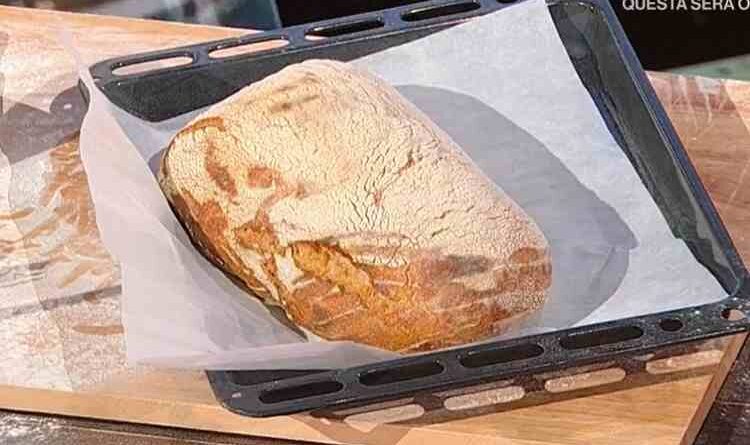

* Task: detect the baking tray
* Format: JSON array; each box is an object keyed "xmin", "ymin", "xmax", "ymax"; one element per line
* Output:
[{"xmin": 85, "ymin": 0, "xmax": 750, "ymax": 417}]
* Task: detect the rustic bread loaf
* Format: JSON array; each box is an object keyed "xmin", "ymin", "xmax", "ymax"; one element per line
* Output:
[{"xmin": 158, "ymin": 59, "xmax": 551, "ymax": 353}]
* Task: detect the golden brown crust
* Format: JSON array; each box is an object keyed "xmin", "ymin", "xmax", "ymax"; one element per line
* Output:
[
  {"xmin": 246, "ymin": 166, "xmax": 280, "ymax": 189},
  {"xmin": 161, "ymin": 172, "xmax": 271, "ymax": 300},
  {"xmin": 158, "ymin": 59, "xmax": 552, "ymax": 353},
  {"xmin": 205, "ymin": 141, "xmax": 237, "ymax": 198},
  {"xmin": 284, "ymin": 241, "xmax": 535, "ymax": 352}
]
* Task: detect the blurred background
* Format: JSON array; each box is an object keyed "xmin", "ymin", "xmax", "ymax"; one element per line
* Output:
[{"xmin": 1, "ymin": 0, "xmax": 749, "ymax": 79}]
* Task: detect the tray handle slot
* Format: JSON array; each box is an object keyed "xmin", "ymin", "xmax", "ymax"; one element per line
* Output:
[
  {"xmin": 544, "ymin": 367, "xmax": 626, "ymax": 393},
  {"xmin": 459, "ymin": 343, "xmax": 544, "ymax": 368},
  {"xmin": 360, "ymin": 361, "xmax": 445, "ymax": 386},
  {"xmin": 402, "ymin": 1, "xmax": 482, "ymax": 22},
  {"xmin": 209, "ymin": 38, "xmax": 290, "ymax": 59},
  {"xmin": 560, "ymin": 325, "xmax": 644, "ymax": 350},
  {"xmin": 111, "ymin": 53, "xmax": 194, "ymax": 77},
  {"xmin": 658, "ymin": 318, "xmax": 684, "ymax": 332},
  {"xmin": 259, "ymin": 380, "xmax": 344, "ymax": 404},
  {"xmin": 306, "ymin": 18, "xmax": 385, "ymax": 39},
  {"xmin": 721, "ymin": 307, "xmax": 747, "ymax": 321}
]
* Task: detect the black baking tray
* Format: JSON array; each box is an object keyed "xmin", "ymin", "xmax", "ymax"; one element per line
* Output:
[{"xmin": 86, "ymin": 0, "xmax": 750, "ymax": 417}]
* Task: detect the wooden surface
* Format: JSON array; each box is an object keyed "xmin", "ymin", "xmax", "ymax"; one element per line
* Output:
[
  {"xmin": 0, "ymin": 409, "xmax": 310, "ymax": 445},
  {"xmin": 695, "ymin": 335, "xmax": 750, "ymax": 444},
  {"xmin": 1, "ymin": 5, "xmax": 750, "ymax": 445},
  {"xmin": 680, "ymin": 334, "xmax": 748, "ymax": 445}
]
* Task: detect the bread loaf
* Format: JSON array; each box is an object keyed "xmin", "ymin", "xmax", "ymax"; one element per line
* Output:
[{"xmin": 158, "ymin": 59, "xmax": 551, "ymax": 353}]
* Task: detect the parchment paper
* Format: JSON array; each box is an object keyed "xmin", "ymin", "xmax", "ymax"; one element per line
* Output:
[{"xmin": 71, "ymin": 0, "xmax": 725, "ymax": 370}]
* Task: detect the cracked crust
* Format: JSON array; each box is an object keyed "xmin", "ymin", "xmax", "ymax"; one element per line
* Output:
[{"xmin": 158, "ymin": 59, "xmax": 551, "ymax": 353}]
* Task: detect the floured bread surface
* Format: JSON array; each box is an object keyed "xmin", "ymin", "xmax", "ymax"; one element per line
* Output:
[{"xmin": 159, "ymin": 59, "xmax": 551, "ymax": 353}]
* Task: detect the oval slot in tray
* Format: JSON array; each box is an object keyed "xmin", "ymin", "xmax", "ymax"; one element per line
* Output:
[
  {"xmin": 360, "ymin": 361, "xmax": 445, "ymax": 386},
  {"xmin": 460, "ymin": 343, "xmax": 544, "ymax": 368},
  {"xmin": 209, "ymin": 39, "xmax": 289, "ymax": 59},
  {"xmin": 402, "ymin": 1, "xmax": 481, "ymax": 22},
  {"xmin": 259, "ymin": 380, "xmax": 344, "ymax": 404},
  {"xmin": 112, "ymin": 55, "xmax": 193, "ymax": 76},
  {"xmin": 307, "ymin": 18, "xmax": 385, "ymax": 38},
  {"xmin": 560, "ymin": 325, "xmax": 644, "ymax": 350}
]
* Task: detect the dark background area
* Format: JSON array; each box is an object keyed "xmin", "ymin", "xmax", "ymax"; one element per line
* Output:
[
  {"xmin": 2, "ymin": 0, "xmax": 750, "ymax": 71},
  {"xmin": 612, "ymin": 9, "xmax": 750, "ymax": 70}
]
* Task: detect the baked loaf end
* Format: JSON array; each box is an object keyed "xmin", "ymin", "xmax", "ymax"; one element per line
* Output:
[{"xmin": 159, "ymin": 59, "xmax": 551, "ymax": 353}]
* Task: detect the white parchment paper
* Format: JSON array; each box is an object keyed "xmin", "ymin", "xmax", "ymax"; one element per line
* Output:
[{"xmin": 71, "ymin": 0, "xmax": 725, "ymax": 370}]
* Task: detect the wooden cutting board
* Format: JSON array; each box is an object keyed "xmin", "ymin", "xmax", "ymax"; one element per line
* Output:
[{"xmin": 1, "ymin": 5, "xmax": 750, "ymax": 445}]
